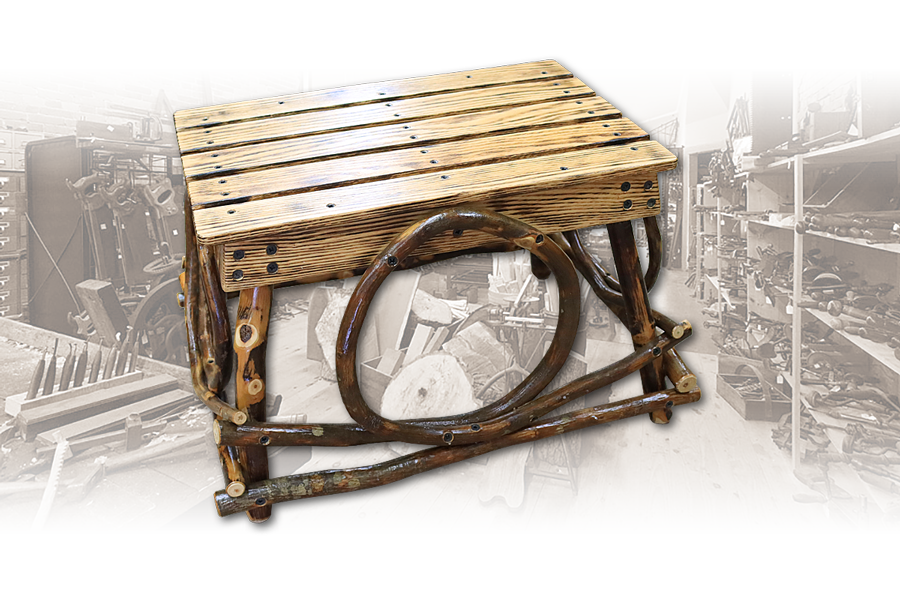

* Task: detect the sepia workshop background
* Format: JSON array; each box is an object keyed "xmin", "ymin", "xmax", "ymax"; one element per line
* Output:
[{"xmin": 4, "ymin": 65, "xmax": 900, "ymax": 537}]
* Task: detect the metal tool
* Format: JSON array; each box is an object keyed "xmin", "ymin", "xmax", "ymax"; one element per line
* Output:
[
  {"xmin": 25, "ymin": 348, "xmax": 47, "ymax": 400},
  {"xmin": 87, "ymin": 339, "xmax": 104, "ymax": 384},
  {"xmin": 72, "ymin": 341, "xmax": 89, "ymax": 388},
  {"xmin": 41, "ymin": 339, "xmax": 59, "ymax": 396}
]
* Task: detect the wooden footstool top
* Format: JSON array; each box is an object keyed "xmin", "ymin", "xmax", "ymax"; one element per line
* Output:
[{"xmin": 174, "ymin": 60, "xmax": 676, "ymax": 291}]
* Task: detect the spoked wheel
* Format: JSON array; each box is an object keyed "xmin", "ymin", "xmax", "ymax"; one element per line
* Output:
[{"xmin": 130, "ymin": 277, "xmax": 188, "ymax": 364}]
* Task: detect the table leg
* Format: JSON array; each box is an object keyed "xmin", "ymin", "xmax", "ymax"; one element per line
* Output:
[
  {"xmin": 606, "ymin": 221, "xmax": 670, "ymax": 423},
  {"xmin": 234, "ymin": 286, "xmax": 274, "ymax": 522}
]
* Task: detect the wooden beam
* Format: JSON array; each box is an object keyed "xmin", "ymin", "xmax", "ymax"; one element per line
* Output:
[
  {"xmin": 17, "ymin": 374, "xmax": 178, "ymax": 439},
  {"xmin": 5, "ymin": 372, "xmax": 144, "ymax": 417},
  {"xmin": 75, "ymin": 280, "xmax": 128, "ymax": 342},
  {"xmin": 35, "ymin": 388, "xmax": 193, "ymax": 445}
]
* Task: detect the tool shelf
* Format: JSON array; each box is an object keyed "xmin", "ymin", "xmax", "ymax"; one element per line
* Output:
[{"xmin": 733, "ymin": 127, "xmax": 900, "ymax": 515}]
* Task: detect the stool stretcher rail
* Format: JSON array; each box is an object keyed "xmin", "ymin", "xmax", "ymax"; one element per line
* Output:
[{"xmin": 181, "ymin": 202, "xmax": 700, "ymax": 520}]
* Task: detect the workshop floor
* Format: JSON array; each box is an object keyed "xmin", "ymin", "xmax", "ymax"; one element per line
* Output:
[{"xmin": 175, "ymin": 268, "xmax": 863, "ymax": 533}]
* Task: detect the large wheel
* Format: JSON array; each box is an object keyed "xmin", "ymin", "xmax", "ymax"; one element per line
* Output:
[{"xmin": 130, "ymin": 277, "xmax": 187, "ymax": 364}]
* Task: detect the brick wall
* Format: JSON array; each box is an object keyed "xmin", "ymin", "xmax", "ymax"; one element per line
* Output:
[
  {"xmin": 796, "ymin": 69, "xmax": 857, "ymax": 119},
  {"xmin": 0, "ymin": 69, "xmax": 300, "ymax": 137}
]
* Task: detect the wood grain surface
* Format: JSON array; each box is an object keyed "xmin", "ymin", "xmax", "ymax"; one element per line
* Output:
[
  {"xmin": 175, "ymin": 61, "xmax": 678, "ymax": 292},
  {"xmin": 177, "ymin": 78, "xmax": 595, "ymax": 154},
  {"xmin": 188, "ymin": 118, "xmax": 648, "ymax": 207},
  {"xmin": 174, "ymin": 59, "xmax": 572, "ymax": 130},
  {"xmin": 181, "ymin": 97, "xmax": 619, "ymax": 180}
]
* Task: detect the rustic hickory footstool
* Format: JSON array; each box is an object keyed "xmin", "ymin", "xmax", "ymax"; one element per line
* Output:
[{"xmin": 174, "ymin": 59, "xmax": 700, "ymax": 522}]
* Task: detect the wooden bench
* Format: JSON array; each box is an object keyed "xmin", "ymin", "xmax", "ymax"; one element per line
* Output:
[
  {"xmin": 175, "ymin": 59, "xmax": 700, "ymax": 522},
  {"xmin": 178, "ymin": 59, "xmax": 675, "ymax": 290}
]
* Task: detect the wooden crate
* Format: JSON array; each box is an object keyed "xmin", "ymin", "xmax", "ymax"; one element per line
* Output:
[
  {"xmin": 716, "ymin": 355, "xmax": 791, "ymax": 421},
  {"xmin": 359, "ymin": 357, "xmax": 392, "ymax": 413}
]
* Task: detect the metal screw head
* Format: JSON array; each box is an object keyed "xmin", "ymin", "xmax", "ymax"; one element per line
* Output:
[
  {"xmin": 535, "ymin": 234, "xmax": 544, "ymax": 244},
  {"xmin": 621, "ymin": 182, "xmax": 631, "ymax": 192},
  {"xmin": 442, "ymin": 432, "xmax": 454, "ymax": 443},
  {"xmin": 623, "ymin": 199, "xmax": 633, "ymax": 210},
  {"xmin": 644, "ymin": 180, "xmax": 653, "ymax": 190},
  {"xmin": 233, "ymin": 269, "xmax": 244, "ymax": 281},
  {"xmin": 387, "ymin": 255, "xmax": 399, "ymax": 267},
  {"xmin": 647, "ymin": 198, "xmax": 657, "ymax": 208},
  {"xmin": 266, "ymin": 262, "xmax": 278, "ymax": 274},
  {"xmin": 255, "ymin": 498, "xmax": 266, "ymax": 506},
  {"xmin": 260, "ymin": 436, "xmax": 271, "ymax": 445},
  {"xmin": 441, "ymin": 175, "xmax": 450, "ymax": 180},
  {"xmin": 233, "ymin": 249, "xmax": 245, "ymax": 260},
  {"xmin": 266, "ymin": 244, "xmax": 277, "ymax": 255},
  {"xmin": 471, "ymin": 424, "xmax": 481, "ymax": 431},
  {"xmin": 666, "ymin": 400, "xmax": 674, "ymax": 408},
  {"xmin": 652, "ymin": 346, "xmax": 662, "ymax": 357},
  {"xmin": 453, "ymin": 229, "xmax": 463, "ymax": 237}
]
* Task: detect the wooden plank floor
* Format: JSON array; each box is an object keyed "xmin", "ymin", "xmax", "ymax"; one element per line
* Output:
[{"xmin": 250, "ymin": 300, "xmax": 838, "ymax": 534}]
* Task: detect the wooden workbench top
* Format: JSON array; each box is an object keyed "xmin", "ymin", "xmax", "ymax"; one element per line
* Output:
[{"xmin": 174, "ymin": 60, "xmax": 676, "ymax": 290}]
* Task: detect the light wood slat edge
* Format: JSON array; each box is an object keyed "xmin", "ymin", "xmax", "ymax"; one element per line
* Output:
[
  {"xmin": 176, "ymin": 78, "xmax": 596, "ymax": 155},
  {"xmin": 215, "ymin": 173, "xmax": 665, "ymax": 291},
  {"xmin": 187, "ymin": 118, "xmax": 650, "ymax": 208},
  {"xmin": 182, "ymin": 96, "xmax": 620, "ymax": 181},
  {"xmin": 193, "ymin": 141, "xmax": 677, "ymax": 245},
  {"xmin": 174, "ymin": 59, "xmax": 572, "ymax": 130}
]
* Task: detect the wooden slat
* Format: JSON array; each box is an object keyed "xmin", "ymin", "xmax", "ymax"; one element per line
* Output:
[
  {"xmin": 181, "ymin": 97, "xmax": 619, "ymax": 180},
  {"xmin": 174, "ymin": 59, "xmax": 571, "ymax": 130},
  {"xmin": 187, "ymin": 118, "xmax": 649, "ymax": 208},
  {"xmin": 176, "ymin": 78, "xmax": 595, "ymax": 154}
]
